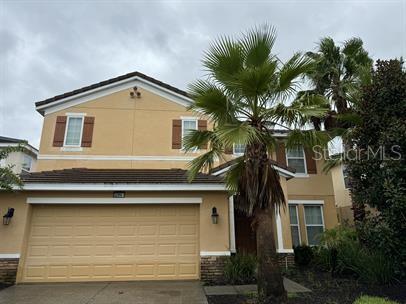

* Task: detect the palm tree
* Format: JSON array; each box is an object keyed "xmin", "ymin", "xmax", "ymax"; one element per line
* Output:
[
  {"xmin": 304, "ymin": 37, "xmax": 372, "ymax": 131},
  {"xmin": 184, "ymin": 25, "xmax": 328, "ymax": 304},
  {"xmin": 304, "ymin": 37, "xmax": 372, "ymax": 222}
]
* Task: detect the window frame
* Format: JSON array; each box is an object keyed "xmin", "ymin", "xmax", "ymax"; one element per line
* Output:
[
  {"xmin": 233, "ymin": 143, "xmax": 245, "ymax": 156},
  {"xmin": 21, "ymin": 154, "xmax": 32, "ymax": 172},
  {"xmin": 181, "ymin": 118, "xmax": 198, "ymax": 151},
  {"xmin": 63, "ymin": 115, "xmax": 85, "ymax": 148},
  {"xmin": 286, "ymin": 146, "xmax": 307, "ymax": 175},
  {"xmin": 289, "ymin": 204, "xmax": 301, "ymax": 247},
  {"xmin": 303, "ymin": 204, "xmax": 325, "ymax": 246}
]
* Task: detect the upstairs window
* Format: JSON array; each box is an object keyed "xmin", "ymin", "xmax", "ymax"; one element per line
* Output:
[
  {"xmin": 289, "ymin": 205, "xmax": 301, "ymax": 247},
  {"xmin": 233, "ymin": 143, "xmax": 245, "ymax": 155},
  {"xmin": 182, "ymin": 119, "xmax": 197, "ymax": 149},
  {"xmin": 64, "ymin": 116, "xmax": 84, "ymax": 147},
  {"xmin": 286, "ymin": 147, "xmax": 306, "ymax": 174},
  {"xmin": 304, "ymin": 205, "xmax": 325, "ymax": 245}
]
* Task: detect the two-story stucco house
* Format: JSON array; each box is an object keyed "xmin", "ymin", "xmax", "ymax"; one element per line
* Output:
[{"xmin": 0, "ymin": 72, "xmax": 338, "ymax": 285}]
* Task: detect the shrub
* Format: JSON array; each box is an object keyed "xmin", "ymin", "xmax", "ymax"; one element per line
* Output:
[
  {"xmin": 224, "ymin": 254, "xmax": 257, "ymax": 285},
  {"xmin": 316, "ymin": 226, "xmax": 358, "ymax": 273},
  {"xmin": 294, "ymin": 245, "xmax": 313, "ymax": 266},
  {"xmin": 347, "ymin": 59, "xmax": 406, "ymax": 280},
  {"xmin": 337, "ymin": 241, "xmax": 396, "ymax": 284},
  {"xmin": 353, "ymin": 296, "xmax": 399, "ymax": 304},
  {"xmin": 314, "ymin": 227, "xmax": 397, "ymax": 284}
]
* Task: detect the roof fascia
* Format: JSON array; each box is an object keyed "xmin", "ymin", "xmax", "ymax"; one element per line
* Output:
[{"xmin": 36, "ymin": 76, "xmax": 193, "ymax": 116}]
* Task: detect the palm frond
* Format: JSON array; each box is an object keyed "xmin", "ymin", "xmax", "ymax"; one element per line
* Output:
[
  {"xmin": 322, "ymin": 153, "xmax": 343, "ymax": 173},
  {"xmin": 203, "ymin": 36, "xmax": 244, "ymax": 85},
  {"xmin": 188, "ymin": 80, "xmax": 236, "ymax": 124},
  {"xmin": 265, "ymin": 94, "xmax": 328, "ymax": 128},
  {"xmin": 187, "ymin": 150, "xmax": 224, "ymax": 182},
  {"xmin": 235, "ymin": 60, "xmax": 278, "ymax": 99},
  {"xmin": 214, "ymin": 122, "xmax": 263, "ymax": 148},
  {"xmin": 224, "ymin": 156, "xmax": 245, "ymax": 193},
  {"xmin": 286, "ymin": 129, "xmax": 331, "ymax": 150},
  {"xmin": 182, "ymin": 129, "xmax": 213, "ymax": 153},
  {"xmin": 233, "ymin": 158, "xmax": 286, "ymax": 216},
  {"xmin": 241, "ymin": 24, "xmax": 277, "ymax": 68},
  {"xmin": 275, "ymin": 52, "xmax": 314, "ymax": 99}
]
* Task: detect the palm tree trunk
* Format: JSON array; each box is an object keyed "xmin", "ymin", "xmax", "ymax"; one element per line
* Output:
[{"xmin": 255, "ymin": 206, "xmax": 287, "ymax": 304}]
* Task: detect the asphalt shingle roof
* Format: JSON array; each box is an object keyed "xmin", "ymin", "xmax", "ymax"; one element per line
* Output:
[{"xmin": 21, "ymin": 168, "xmax": 223, "ymax": 184}]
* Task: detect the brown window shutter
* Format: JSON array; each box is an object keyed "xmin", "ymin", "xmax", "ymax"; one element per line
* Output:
[
  {"xmin": 305, "ymin": 147, "xmax": 317, "ymax": 174},
  {"xmin": 276, "ymin": 142, "xmax": 287, "ymax": 167},
  {"xmin": 81, "ymin": 117, "xmax": 95, "ymax": 147},
  {"xmin": 52, "ymin": 116, "xmax": 67, "ymax": 147},
  {"xmin": 172, "ymin": 119, "xmax": 182, "ymax": 149},
  {"xmin": 198, "ymin": 120, "xmax": 208, "ymax": 149}
]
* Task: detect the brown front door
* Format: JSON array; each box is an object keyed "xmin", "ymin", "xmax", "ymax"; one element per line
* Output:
[{"xmin": 235, "ymin": 210, "xmax": 257, "ymax": 255}]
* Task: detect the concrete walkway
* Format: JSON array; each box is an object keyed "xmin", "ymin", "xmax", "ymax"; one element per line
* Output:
[
  {"xmin": 204, "ymin": 277, "xmax": 311, "ymax": 296},
  {"xmin": 0, "ymin": 281, "xmax": 208, "ymax": 304}
]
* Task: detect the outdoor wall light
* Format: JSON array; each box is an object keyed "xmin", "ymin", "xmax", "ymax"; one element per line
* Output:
[
  {"xmin": 211, "ymin": 207, "xmax": 219, "ymax": 224},
  {"xmin": 3, "ymin": 208, "xmax": 15, "ymax": 225}
]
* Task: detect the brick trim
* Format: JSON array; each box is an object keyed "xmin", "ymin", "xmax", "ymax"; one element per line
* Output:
[{"xmin": 0, "ymin": 258, "xmax": 19, "ymax": 284}]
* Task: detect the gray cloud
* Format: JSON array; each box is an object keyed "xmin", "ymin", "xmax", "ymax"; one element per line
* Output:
[{"xmin": 1, "ymin": 0, "xmax": 405, "ymax": 148}]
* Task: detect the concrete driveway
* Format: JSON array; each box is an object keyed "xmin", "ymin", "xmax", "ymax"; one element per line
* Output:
[{"xmin": 0, "ymin": 281, "xmax": 208, "ymax": 304}]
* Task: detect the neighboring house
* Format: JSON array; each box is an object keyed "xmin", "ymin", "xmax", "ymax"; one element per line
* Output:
[
  {"xmin": 331, "ymin": 163, "xmax": 354, "ymax": 225},
  {"xmin": 0, "ymin": 136, "xmax": 38, "ymax": 173},
  {"xmin": 0, "ymin": 71, "xmax": 338, "ymax": 285}
]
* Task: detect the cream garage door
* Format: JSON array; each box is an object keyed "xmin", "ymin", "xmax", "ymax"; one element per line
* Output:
[{"xmin": 21, "ymin": 204, "xmax": 199, "ymax": 282}]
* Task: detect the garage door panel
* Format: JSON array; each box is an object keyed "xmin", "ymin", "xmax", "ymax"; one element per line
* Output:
[{"xmin": 22, "ymin": 204, "xmax": 199, "ymax": 282}]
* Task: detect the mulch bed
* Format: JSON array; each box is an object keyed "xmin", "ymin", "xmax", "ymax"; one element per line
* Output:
[
  {"xmin": 207, "ymin": 268, "xmax": 406, "ymax": 304},
  {"xmin": 0, "ymin": 283, "xmax": 12, "ymax": 291}
]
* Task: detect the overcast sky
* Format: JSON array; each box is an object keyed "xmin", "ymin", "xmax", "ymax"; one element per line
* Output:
[{"xmin": 1, "ymin": 0, "xmax": 405, "ymax": 148}]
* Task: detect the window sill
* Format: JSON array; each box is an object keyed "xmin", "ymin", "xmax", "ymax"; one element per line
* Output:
[
  {"xmin": 180, "ymin": 148, "xmax": 200, "ymax": 154},
  {"xmin": 294, "ymin": 173, "xmax": 309, "ymax": 178},
  {"xmin": 61, "ymin": 147, "xmax": 83, "ymax": 152}
]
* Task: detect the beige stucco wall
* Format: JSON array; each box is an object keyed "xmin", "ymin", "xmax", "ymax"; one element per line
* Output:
[
  {"xmin": 331, "ymin": 165, "xmax": 352, "ymax": 208},
  {"xmin": 286, "ymin": 159, "xmax": 335, "ymax": 197},
  {"xmin": 0, "ymin": 190, "xmax": 230, "ymax": 261},
  {"xmin": 0, "ymin": 192, "xmax": 31, "ymax": 254},
  {"xmin": 37, "ymin": 88, "xmax": 211, "ymax": 171}
]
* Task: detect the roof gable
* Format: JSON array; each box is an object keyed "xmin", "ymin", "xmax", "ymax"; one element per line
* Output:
[{"xmin": 36, "ymin": 72, "xmax": 192, "ymax": 115}]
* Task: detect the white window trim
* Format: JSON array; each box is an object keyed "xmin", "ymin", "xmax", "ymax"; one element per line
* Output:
[
  {"xmin": 0, "ymin": 254, "xmax": 20, "ymax": 259},
  {"xmin": 229, "ymin": 196, "xmax": 236, "ymax": 253},
  {"xmin": 63, "ymin": 115, "xmax": 85, "ymax": 148},
  {"xmin": 233, "ymin": 143, "xmax": 245, "ymax": 156},
  {"xmin": 289, "ymin": 204, "xmax": 301, "ymax": 247},
  {"xmin": 303, "ymin": 204, "xmax": 325, "ymax": 246},
  {"xmin": 276, "ymin": 207, "xmax": 284, "ymax": 251},
  {"xmin": 286, "ymin": 147, "xmax": 307, "ymax": 175},
  {"xmin": 200, "ymin": 251, "xmax": 231, "ymax": 257},
  {"xmin": 181, "ymin": 118, "xmax": 198, "ymax": 152},
  {"xmin": 289, "ymin": 200, "xmax": 324, "ymax": 205}
]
